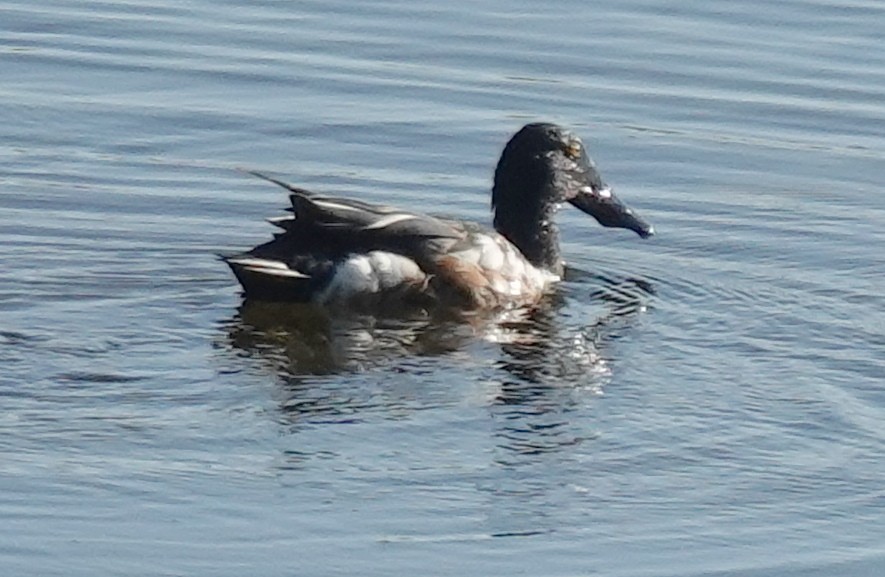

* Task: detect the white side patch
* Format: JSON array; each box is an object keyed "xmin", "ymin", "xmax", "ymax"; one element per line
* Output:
[{"xmin": 319, "ymin": 251, "xmax": 425, "ymax": 302}]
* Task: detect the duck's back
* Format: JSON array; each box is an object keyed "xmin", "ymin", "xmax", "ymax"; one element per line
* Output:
[{"xmin": 223, "ymin": 184, "xmax": 554, "ymax": 309}]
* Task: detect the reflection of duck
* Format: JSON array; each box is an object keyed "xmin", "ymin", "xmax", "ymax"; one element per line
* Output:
[
  {"xmin": 223, "ymin": 123, "xmax": 653, "ymax": 310},
  {"xmin": 222, "ymin": 271, "xmax": 654, "ymax": 379},
  {"xmin": 221, "ymin": 275, "xmax": 654, "ymax": 459},
  {"xmin": 224, "ymin": 300, "xmax": 481, "ymax": 375}
]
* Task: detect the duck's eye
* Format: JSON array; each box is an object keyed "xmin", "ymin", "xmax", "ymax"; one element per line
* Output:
[{"xmin": 564, "ymin": 141, "xmax": 582, "ymax": 159}]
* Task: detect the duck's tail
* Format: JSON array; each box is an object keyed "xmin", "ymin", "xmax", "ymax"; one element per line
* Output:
[{"xmin": 221, "ymin": 254, "xmax": 316, "ymax": 302}]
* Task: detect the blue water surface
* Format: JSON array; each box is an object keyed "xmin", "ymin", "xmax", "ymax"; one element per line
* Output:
[{"xmin": 1, "ymin": 1, "xmax": 883, "ymax": 575}]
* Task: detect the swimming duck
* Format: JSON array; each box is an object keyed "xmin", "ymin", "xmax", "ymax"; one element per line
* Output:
[{"xmin": 224, "ymin": 122, "xmax": 653, "ymax": 309}]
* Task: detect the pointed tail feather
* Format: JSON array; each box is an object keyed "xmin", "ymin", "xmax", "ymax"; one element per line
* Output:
[
  {"xmin": 238, "ymin": 169, "xmax": 315, "ymax": 196},
  {"xmin": 223, "ymin": 255, "xmax": 316, "ymax": 301}
]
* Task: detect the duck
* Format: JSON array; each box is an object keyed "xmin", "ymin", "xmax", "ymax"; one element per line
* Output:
[{"xmin": 223, "ymin": 122, "xmax": 654, "ymax": 310}]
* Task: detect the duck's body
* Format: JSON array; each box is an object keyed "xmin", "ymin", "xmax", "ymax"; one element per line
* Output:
[
  {"xmin": 224, "ymin": 123, "xmax": 653, "ymax": 310},
  {"xmin": 228, "ymin": 203, "xmax": 556, "ymax": 309}
]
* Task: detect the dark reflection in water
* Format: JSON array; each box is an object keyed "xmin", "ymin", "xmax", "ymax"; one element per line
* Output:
[
  {"xmin": 220, "ymin": 272, "xmax": 654, "ymax": 452},
  {"xmin": 488, "ymin": 272, "xmax": 653, "ymax": 462},
  {"xmin": 223, "ymin": 300, "xmax": 479, "ymax": 375}
]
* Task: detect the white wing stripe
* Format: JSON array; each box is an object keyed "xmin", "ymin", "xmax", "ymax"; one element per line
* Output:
[
  {"xmin": 311, "ymin": 198, "xmax": 365, "ymax": 213},
  {"xmin": 363, "ymin": 213, "xmax": 417, "ymax": 230},
  {"xmin": 229, "ymin": 258, "xmax": 310, "ymax": 278},
  {"xmin": 248, "ymin": 266, "xmax": 309, "ymax": 278}
]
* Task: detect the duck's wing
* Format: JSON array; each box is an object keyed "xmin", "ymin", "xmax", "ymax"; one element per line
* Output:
[
  {"xmin": 223, "ymin": 173, "xmax": 466, "ymax": 302},
  {"xmin": 249, "ymin": 171, "xmax": 463, "ymax": 251}
]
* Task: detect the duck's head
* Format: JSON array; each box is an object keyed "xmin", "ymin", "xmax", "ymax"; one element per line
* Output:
[{"xmin": 492, "ymin": 122, "xmax": 654, "ymax": 273}]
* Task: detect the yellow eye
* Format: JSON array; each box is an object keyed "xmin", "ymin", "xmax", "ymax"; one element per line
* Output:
[{"xmin": 564, "ymin": 141, "xmax": 582, "ymax": 159}]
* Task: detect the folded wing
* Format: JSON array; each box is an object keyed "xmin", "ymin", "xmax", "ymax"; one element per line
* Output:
[{"xmin": 223, "ymin": 172, "xmax": 465, "ymax": 302}]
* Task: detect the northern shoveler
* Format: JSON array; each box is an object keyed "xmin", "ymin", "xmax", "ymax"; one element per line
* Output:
[{"xmin": 224, "ymin": 122, "xmax": 654, "ymax": 309}]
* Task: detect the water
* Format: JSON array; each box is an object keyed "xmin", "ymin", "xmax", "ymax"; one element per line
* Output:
[{"xmin": 2, "ymin": 0, "xmax": 884, "ymax": 575}]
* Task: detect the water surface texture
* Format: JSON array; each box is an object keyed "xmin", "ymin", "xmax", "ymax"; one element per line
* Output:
[{"xmin": 2, "ymin": 1, "xmax": 884, "ymax": 575}]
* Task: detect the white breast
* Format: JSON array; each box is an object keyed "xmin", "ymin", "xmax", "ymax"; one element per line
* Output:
[{"xmin": 449, "ymin": 232, "xmax": 559, "ymax": 305}]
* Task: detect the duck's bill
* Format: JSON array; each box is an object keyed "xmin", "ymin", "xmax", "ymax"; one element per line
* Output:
[{"xmin": 568, "ymin": 186, "xmax": 655, "ymax": 238}]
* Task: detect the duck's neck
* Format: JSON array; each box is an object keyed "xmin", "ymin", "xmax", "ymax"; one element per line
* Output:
[{"xmin": 493, "ymin": 198, "xmax": 564, "ymax": 276}]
